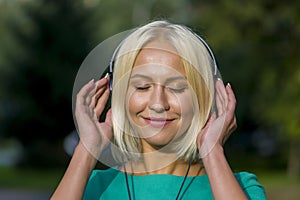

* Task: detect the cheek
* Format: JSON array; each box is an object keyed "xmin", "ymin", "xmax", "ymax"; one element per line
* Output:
[
  {"xmin": 173, "ymin": 93, "xmax": 195, "ymax": 124},
  {"xmin": 126, "ymin": 90, "xmax": 148, "ymax": 115}
]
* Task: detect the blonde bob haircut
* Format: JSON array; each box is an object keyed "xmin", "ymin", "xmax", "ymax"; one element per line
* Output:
[{"xmin": 111, "ymin": 20, "xmax": 215, "ymax": 162}]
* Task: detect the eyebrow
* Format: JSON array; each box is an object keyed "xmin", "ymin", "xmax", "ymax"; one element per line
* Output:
[
  {"xmin": 130, "ymin": 74, "xmax": 187, "ymax": 83},
  {"xmin": 130, "ymin": 74, "xmax": 152, "ymax": 81}
]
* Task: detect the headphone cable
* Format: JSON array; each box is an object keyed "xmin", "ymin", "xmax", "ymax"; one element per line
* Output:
[{"xmin": 123, "ymin": 158, "xmax": 192, "ymax": 200}]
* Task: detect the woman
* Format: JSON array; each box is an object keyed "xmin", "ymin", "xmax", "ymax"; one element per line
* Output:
[{"xmin": 52, "ymin": 20, "xmax": 266, "ymax": 199}]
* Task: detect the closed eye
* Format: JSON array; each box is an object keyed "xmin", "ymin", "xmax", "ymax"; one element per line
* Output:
[
  {"xmin": 135, "ymin": 85, "xmax": 151, "ymax": 90},
  {"xmin": 167, "ymin": 87, "xmax": 187, "ymax": 93}
]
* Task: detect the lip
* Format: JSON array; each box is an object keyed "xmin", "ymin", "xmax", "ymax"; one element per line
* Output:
[{"xmin": 142, "ymin": 117, "xmax": 174, "ymax": 128}]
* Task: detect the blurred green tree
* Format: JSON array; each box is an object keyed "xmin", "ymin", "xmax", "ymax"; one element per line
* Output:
[
  {"xmin": 191, "ymin": 0, "xmax": 300, "ymax": 176},
  {"xmin": 252, "ymin": 1, "xmax": 300, "ymax": 177},
  {"xmin": 1, "ymin": 0, "xmax": 94, "ymax": 167}
]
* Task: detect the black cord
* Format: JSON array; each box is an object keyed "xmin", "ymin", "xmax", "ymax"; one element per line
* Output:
[
  {"xmin": 175, "ymin": 158, "xmax": 192, "ymax": 200},
  {"xmin": 124, "ymin": 158, "xmax": 192, "ymax": 200},
  {"xmin": 123, "ymin": 163, "xmax": 132, "ymax": 200}
]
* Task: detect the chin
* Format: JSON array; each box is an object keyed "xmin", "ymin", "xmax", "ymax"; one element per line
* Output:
[{"xmin": 141, "ymin": 134, "xmax": 178, "ymax": 151}]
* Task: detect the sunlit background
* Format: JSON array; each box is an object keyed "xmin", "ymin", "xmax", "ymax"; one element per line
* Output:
[{"xmin": 0, "ymin": 0, "xmax": 299, "ymax": 199}]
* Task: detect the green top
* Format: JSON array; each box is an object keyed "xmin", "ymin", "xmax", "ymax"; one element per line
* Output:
[{"xmin": 83, "ymin": 168, "xmax": 266, "ymax": 200}]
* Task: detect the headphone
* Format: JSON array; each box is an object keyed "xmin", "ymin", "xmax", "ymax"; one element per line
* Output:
[{"xmin": 99, "ymin": 30, "xmax": 219, "ymax": 122}]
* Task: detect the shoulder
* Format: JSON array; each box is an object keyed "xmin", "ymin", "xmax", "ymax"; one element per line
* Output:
[
  {"xmin": 90, "ymin": 167, "xmax": 120, "ymax": 178},
  {"xmin": 83, "ymin": 168, "xmax": 121, "ymax": 200},
  {"xmin": 234, "ymin": 172, "xmax": 266, "ymax": 200},
  {"xmin": 88, "ymin": 167, "xmax": 121, "ymax": 186},
  {"xmin": 234, "ymin": 172, "xmax": 262, "ymax": 187}
]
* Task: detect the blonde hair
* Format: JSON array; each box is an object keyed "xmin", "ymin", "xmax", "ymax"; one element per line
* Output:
[{"xmin": 111, "ymin": 20, "xmax": 215, "ymax": 162}]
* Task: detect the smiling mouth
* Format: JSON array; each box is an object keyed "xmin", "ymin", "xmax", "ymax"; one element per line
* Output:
[{"xmin": 143, "ymin": 117, "xmax": 174, "ymax": 128}]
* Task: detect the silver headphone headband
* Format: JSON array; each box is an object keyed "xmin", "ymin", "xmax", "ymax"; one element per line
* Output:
[{"xmin": 193, "ymin": 34, "xmax": 218, "ymax": 76}]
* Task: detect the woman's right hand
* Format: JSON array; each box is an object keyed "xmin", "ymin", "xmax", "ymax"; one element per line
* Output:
[{"xmin": 75, "ymin": 77, "xmax": 113, "ymax": 158}]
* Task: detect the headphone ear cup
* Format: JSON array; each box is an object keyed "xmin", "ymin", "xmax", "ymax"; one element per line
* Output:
[{"xmin": 99, "ymin": 65, "xmax": 112, "ymax": 122}]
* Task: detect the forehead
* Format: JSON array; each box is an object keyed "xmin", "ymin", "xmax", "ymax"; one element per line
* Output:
[{"xmin": 133, "ymin": 42, "xmax": 185, "ymax": 76}]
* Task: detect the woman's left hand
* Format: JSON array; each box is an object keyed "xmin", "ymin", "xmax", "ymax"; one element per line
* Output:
[{"xmin": 197, "ymin": 79, "xmax": 237, "ymax": 158}]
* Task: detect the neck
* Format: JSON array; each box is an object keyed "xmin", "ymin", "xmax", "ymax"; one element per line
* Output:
[
  {"xmin": 121, "ymin": 139, "xmax": 205, "ymax": 176},
  {"xmin": 123, "ymin": 152, "xmax": 205, "ymax": 176}
]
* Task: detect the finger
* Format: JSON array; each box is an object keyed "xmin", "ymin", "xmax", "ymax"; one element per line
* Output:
[
  {"xmin": 96, "ymin": 77, "xmax": 109, "ymax": 88},
  {"xmin": 90, "ymin": 77, "xmax": 109, "ymax": 108},
  {"xmin": 215, "ymin": 85, "xmax": 227, "ymax": 116},
  {"xmin": 215, "ymin": 88, "xmax": 224, "ymax": 116},
  {"xmin": 225, "ymin": 83, "xmax": 237, "ymax": 117},
  {"xmin": 105, "ymin": 109, "xmax": 113, "ymax": 127},
  {"xmin": 230, "ymin": 116, "xmax": 237, "ymax": 132},
  {"xmin": 215, "ymin": 82, "xmax": 236, "ymax": 132},
  {"xmin": 88, "ymin": 77, "xmax": 109, "ymax": 118},
  {"xmin": 216, "ymin": 79, "xmax": 228, "ymax": 109},
  {"xmin": 95, "ymin": 76, "xmax": 110, "ymax": 99},
  {"xmin": 76, "ymin": 79, "xmax": 96, "ymax": 105},
  {"xmin": 223, "ymin": 83, "xmax": 237, "ymax": 137},
  {"xmin": 94, "ymin": 85, "xmax": 110, "ymax": 118},
  {"xmin": 95, "ymin": 86, "xmax": 108, "ymax": 102},
  {"xmin": 222, "ymin": 115, "xmax": 237, "ymax": 145}
]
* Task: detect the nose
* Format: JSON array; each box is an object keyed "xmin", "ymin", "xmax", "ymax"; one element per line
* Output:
[{"xmin": 149, "ymin": 85, "xmax": 170, "ymax": 113}]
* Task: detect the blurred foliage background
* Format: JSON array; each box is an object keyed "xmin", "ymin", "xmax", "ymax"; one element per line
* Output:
[{"xmin": 0, "ymin": 0, "xmax": 299, "ymax": 199}]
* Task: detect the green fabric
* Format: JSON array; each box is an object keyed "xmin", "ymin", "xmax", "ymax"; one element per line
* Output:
[{"xmin": 83, "ymin": 168, "xmax": 266, "ymax": 200}]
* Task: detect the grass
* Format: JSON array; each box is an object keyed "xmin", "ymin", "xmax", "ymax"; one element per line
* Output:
[
  {"xmin": 0, "ymin": 167, "xmax": 299, "ymax": 199},
  {"xmin": 256, "ymin": 170, "xmax": 300, "ymax": 200},
  {"xmin": 0, "ymin": 167, "xmax": 64, "ymax": 191}
]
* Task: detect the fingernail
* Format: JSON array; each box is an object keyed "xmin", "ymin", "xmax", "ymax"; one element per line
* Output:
[
  {"xmin": 217, "ymin": 78, "xmax": 222, "ymax": 81},
  {"xmin": 90, "ymin": 79, "xmax": 94, "ymax": 83},
  {"xmin": 227, "ymin": 83, "xmax": 231, "ymax": 88},
  {"xmin": 104, "ymin": 73, "xmax": 110, "ymax": 79}
]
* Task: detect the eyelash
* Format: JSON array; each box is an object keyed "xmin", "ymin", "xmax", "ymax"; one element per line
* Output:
[
  {"xmin": 167, "ymin": 87, "xmax": 186, "ymax": 93},
  {"xmin": 134, "ymin": 85, "xmax": 186, "ymax": 93},
  {"xmin": 135, "ymin": 85, "xmax": 150, "ymax": 90}
]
